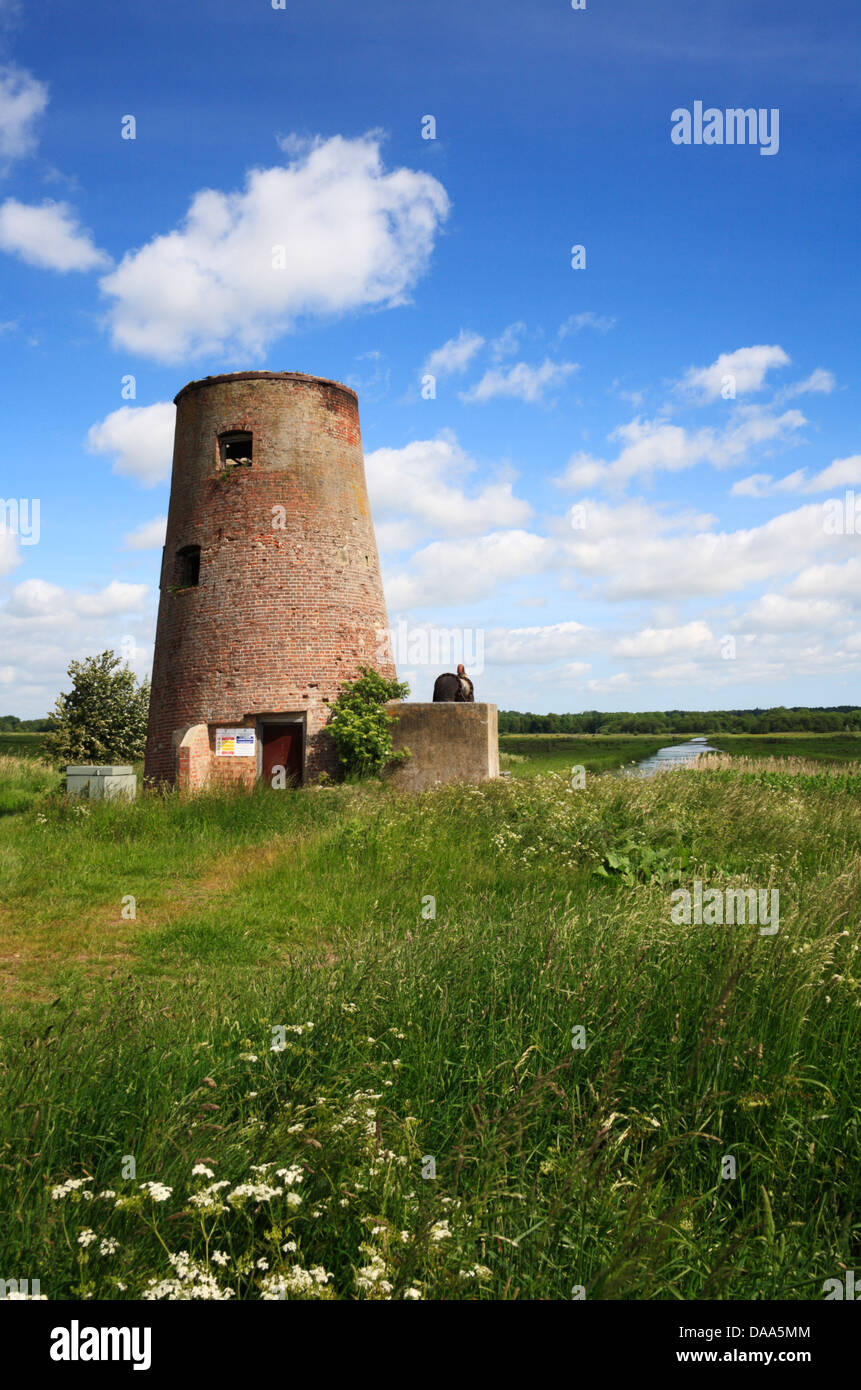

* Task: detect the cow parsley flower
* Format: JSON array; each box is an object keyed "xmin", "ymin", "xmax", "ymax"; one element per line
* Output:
[
  {"xmin": 139, "ymin": 1182, "xmax": 173, "ymax": 1203},
  {"xmin": 275, "ymin": 1166, "xmax": 303, "ymax": 1186},
  {"xmin": 227, "ymin": 1183, "xmax": 283, "ymax": 1205},
  {"xmin": 50, "ymin": 1177, "xmax": 93, "ymax": 1201}
]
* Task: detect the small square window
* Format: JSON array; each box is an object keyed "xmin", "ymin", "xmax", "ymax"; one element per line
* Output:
[{"xmin": 219, "ymin": 431, "xmax": 253, "ymax": 466}]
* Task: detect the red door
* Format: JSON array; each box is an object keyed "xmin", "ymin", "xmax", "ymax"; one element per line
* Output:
[{"xmin": 260, "ymin": 724, "xmax": 303, "ymax": 785}]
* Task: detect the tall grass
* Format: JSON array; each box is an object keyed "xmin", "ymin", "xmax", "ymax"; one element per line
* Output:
[{"xmin": 0, "ymin": 757, "xmax": 859, "ymax": 1298}]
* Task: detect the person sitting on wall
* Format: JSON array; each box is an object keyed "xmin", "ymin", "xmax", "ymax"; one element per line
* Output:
[{"xmin": 432, "ymin": 665, "xmax": 475, "ymax": 702}]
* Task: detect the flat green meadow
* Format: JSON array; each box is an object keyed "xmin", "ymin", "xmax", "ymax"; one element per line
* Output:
[{"xmin": 0, "ymin": 742, "xmax": 858, "ymax": 1300}]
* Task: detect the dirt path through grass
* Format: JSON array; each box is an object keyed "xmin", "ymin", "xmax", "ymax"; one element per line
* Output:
[{"xmin": 0, "ymin": 830, "xmax": 308, "ymax": 1004}]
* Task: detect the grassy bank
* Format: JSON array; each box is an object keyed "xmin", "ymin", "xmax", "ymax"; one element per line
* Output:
[
  {"xmin": 0, "ymin": 751, "xmax": 859, "ymax": 1300},
  {"xmin": 707, "ymin": 733, "xmax": 861, "ymax": 764},
  {"xmin": 0, "ymin": 732, "xmax": 48, "ymax": 760},
  {"xmin": 500, "ymin": 734, "xmax": 666, "ymax": 777}
]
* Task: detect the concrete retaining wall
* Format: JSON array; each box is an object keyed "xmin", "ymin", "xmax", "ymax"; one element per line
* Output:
[{"xmin": 384, "ymin": 702, "xmax": 499, "ymax": 792}]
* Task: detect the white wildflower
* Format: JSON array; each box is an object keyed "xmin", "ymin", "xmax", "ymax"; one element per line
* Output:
[
  {"xmin": 227, "ymin": 1183, "xmax": 283, "ymax": 1205},
  {"xmin": 139, "ymin": 1182, "xmax": 172, "ymax": 1203}
]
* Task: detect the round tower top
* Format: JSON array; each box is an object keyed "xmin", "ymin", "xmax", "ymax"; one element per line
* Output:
[{"xmin": 173, "ymin": 371, "xmax": 358, "ymax": 406}]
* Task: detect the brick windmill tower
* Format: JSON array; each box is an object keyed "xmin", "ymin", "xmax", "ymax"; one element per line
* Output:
[{"xmin": 144, "ymin": 371, "xmax": 396, "ymax": 789}]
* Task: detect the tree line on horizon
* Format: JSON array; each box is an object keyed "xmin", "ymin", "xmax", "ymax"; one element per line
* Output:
[
  {"xmin": 6, "ymin": 699, "xmax": 861, "ymax": 740},
  {"xmin": 498, "ymin": 706, "xmax": 861, "ymax": 735},
  {"xmin": 0, "ymin": 714, "xmax": 54, "ymax": 732}
]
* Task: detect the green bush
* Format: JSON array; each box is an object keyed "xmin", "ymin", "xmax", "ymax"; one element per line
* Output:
[
  {"xmin": 326, "ymin": 666, "xmax": 410, "ymax": 779},
  {"xmin": 43, "ymin": 650, "xmax": 150, "ymax": 768}
]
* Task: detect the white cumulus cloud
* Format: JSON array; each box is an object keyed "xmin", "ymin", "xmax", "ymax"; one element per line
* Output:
[
  {"xmin": 737, "ymin": 593, "xmax": 843, "ymax": 631},
  {"xmin": 0, "ymin": 198, "xmax": 110, "ymax": 271},
  {"xmin": 4, "ymin": 577, "xmax": 148, "ymax": 620},
  {"xmin": 385, "ymin": 529, "xmax": 550, "ymax": 609},
  {"xmin": 678, "ymin": 344, "xmax": 789, "ymax": 402},
  {"xmin": 0, "ymin": 523, "xmax": 19, "ymax": 576},
  {"xmin": 560, "ymin": 498, "xmax": 847, "ymax": 601},
  {"xmin": 484, "ymin": 620, "xmax": 590, "ymax": 665},
  {"xmin": 0, "ymin": 578, "xmax": 153, "ymax": 715},
  {"xmin": 86, "ymin": 403, "xmax": 176, "ymax": 487},
  {"xmin": 366, "ymin": 432, "xmax": 532, "ymax": 545},
  {"xmin": 99, "ymin": 133, "xmax": 450, "ymax": 362},
  {"xmin": 613, "ymin": 621, "xmax": 715, "ymax": 659},
  {"xmin": 559, "ymin": 409, "xmax": 806, "ymax": 490}
]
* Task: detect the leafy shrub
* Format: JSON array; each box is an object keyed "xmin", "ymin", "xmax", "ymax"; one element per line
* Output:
[
  {"xmin": 326, "ymin": 667, "xmax": 410, "ymax": 779},
  {"xmin": 43, "ymin": 650, "xmax": 150, "ymax": 768}
]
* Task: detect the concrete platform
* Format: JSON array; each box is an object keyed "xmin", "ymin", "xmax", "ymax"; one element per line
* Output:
[
  {"xmin": 66, "ymin": 766, "xmax": 137, "ymax": 800},
  {"xmin": 384, "ymin": 702, "xmax": 499, "ymax": 792}
]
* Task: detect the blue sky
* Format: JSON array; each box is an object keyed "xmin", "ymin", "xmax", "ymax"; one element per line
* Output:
[{"xmin": 1, "ymin": 0, "xmax": 860, "ymax": 716}]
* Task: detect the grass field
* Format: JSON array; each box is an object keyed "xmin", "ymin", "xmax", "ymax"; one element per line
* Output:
[
  {"xmin": 707, "ymin": 733, "xmax": 861, "ymax": 764},
  {"xmin": 0, "ymin": 732, "xmax": 48, "ymax": 760},
  {"xmin": 0, "ymin": 743, "xmax": 859, "ymax": 1301}
]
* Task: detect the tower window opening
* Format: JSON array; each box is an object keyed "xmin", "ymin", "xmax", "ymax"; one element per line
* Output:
[
  {"xmin": 219, "ymin": 431, "xmax": 253, "ymax": 466},
  {"xmin": 176, "ymin": 544, "xmax": 201, "ymax": 588}
]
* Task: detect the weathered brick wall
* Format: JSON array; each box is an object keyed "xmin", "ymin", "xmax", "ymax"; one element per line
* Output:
[
  {"xmin": 145, "ymin": 372, "xmax": 396, "ymax": 787},
  {"xmin": 175, "ymin": 723, "xmax": 211, "ymax": 794}
]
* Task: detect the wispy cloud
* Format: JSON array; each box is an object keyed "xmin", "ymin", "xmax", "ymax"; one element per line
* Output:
[
  {"xmin": 0, "ymin": 64, "xmax": 47, "ymax": 169},
  {"xmin": 731, "ymin": 454, "xmax": 861, "ymax": 498},
  {"xmin": 423, "ymin": 329, "xmax": 484, "ymax": 377},
  {"xmin": 558, "ymin": 311, "xmax": 616, "ymax": 338},
  {"xmin": 460, "ymin": 358, "xmax": 578, "ymax": 404}
]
